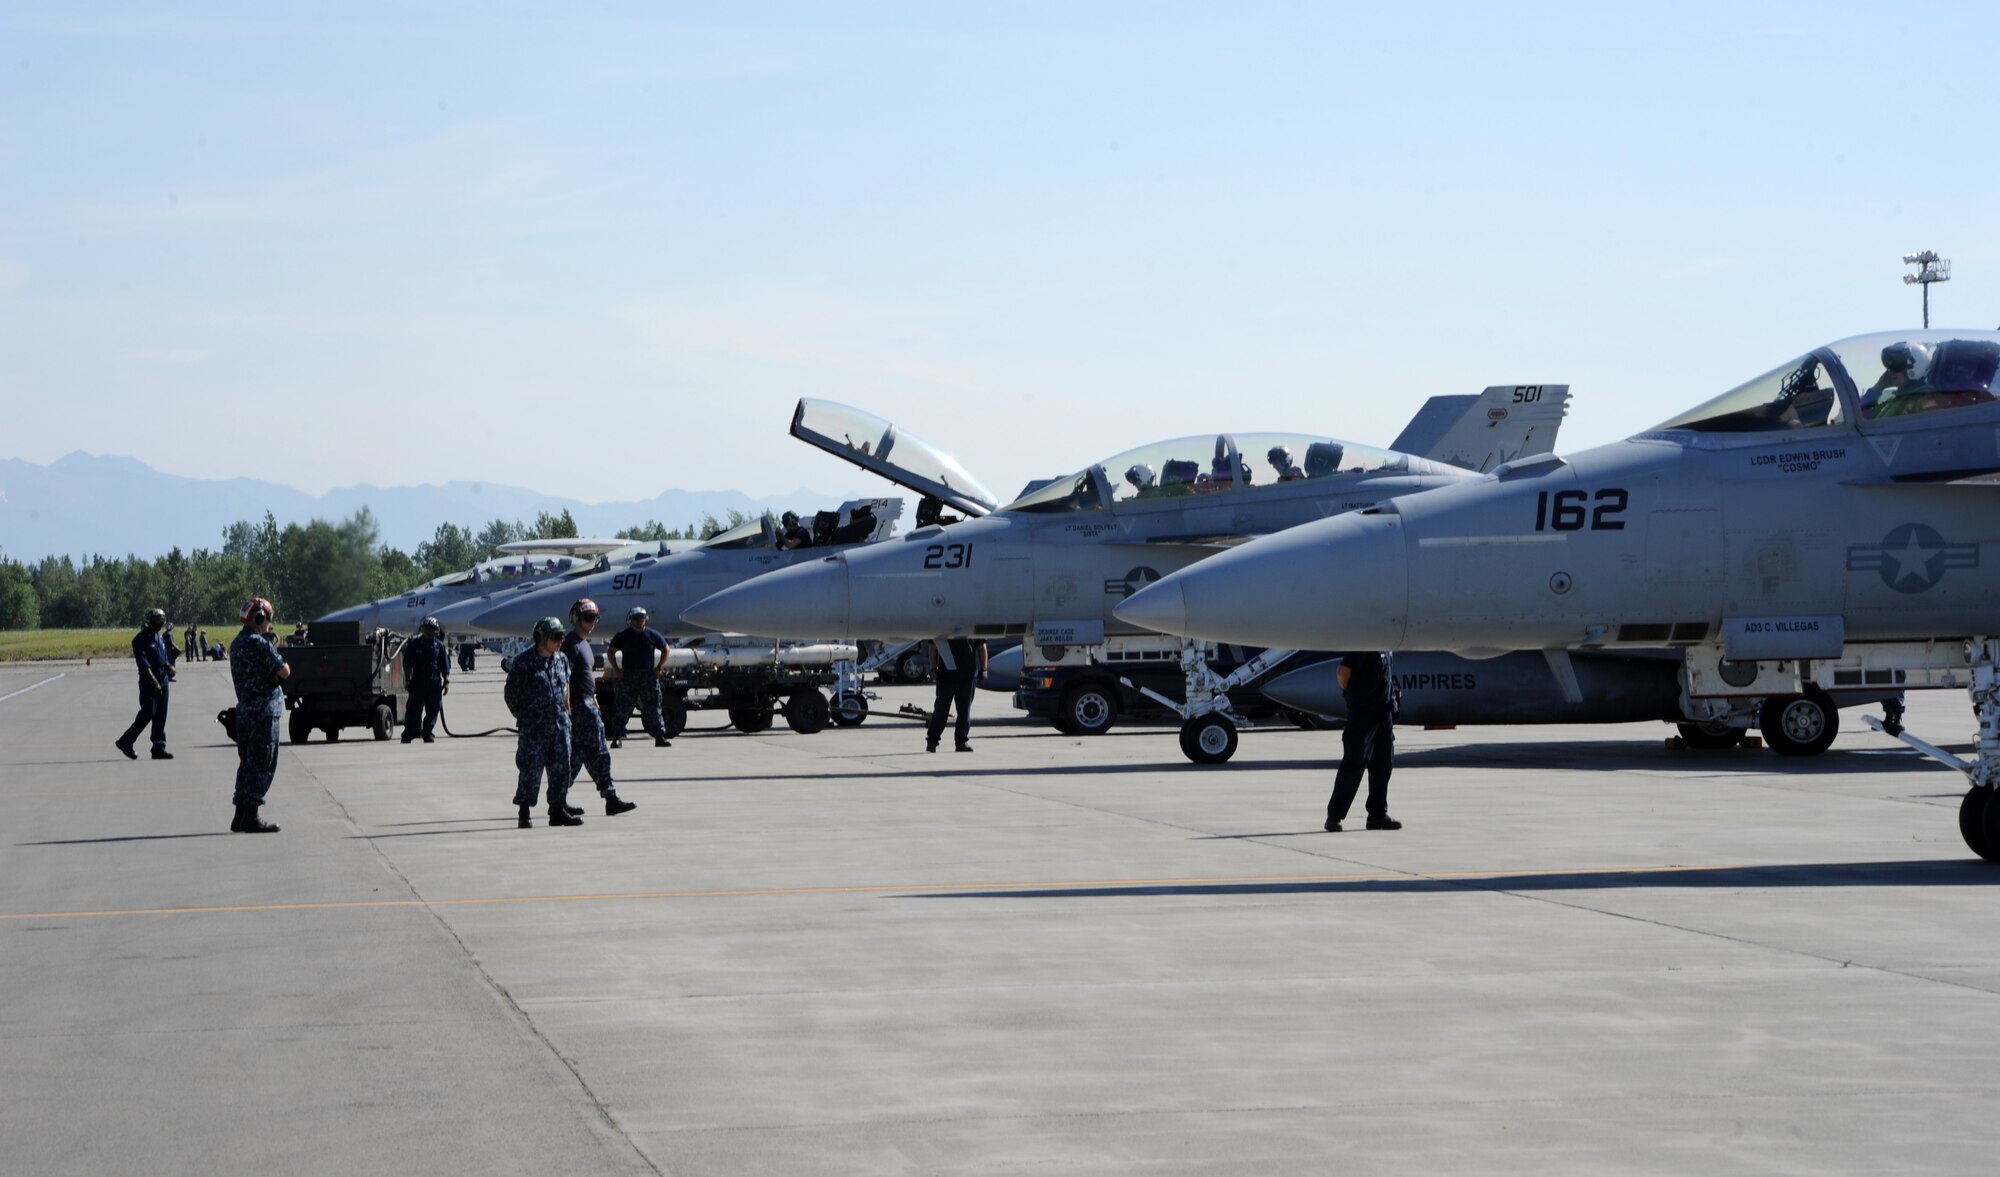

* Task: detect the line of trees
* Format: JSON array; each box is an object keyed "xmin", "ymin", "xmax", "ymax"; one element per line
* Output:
[{"xmin": 0, "ymin": 507, "xmax": 751, "ymax": 630}]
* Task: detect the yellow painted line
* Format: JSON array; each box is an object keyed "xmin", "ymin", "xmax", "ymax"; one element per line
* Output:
[{"xmin": 0, "ymin": 863, "xmax": 1740, "ymax": 922}]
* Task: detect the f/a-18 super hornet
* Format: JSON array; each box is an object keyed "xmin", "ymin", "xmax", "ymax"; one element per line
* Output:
[
  {"xmin": 682, "ymin": 387, "xmax": 1570, "ymax": 646},
  {"xmin": 435, "ymin": 497, "xmax": 915, "ymax": 640},
  {"xmin": 318, "ymin": 537, "xmax": 672, "ymax": 637},
  {"xmin": 1117, "ymin": 330, "xmax": 2000, "ymax": 859}
]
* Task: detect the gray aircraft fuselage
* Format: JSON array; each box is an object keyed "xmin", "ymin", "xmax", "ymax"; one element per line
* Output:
[
  {"xmin": 1117, "ymin": 331, "xmax": 2000, "ymax": 658},
  {"xmin": 681, "ymin": 436, "xmax": 1537, "ymax": 644}
]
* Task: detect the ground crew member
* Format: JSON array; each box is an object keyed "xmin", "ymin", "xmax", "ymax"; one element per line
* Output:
[
  {"xmin": 183, "ymin": 624, "xmax": 197, "ymax": 663},
  {"xmin": 400, "ymin": 617, "xmax": 450, "ymax": 743},
  {"xmin": 561, "ymin": 599, "xmax": 637, "ymax": 817},
  {"xmin": 114, "ymin": 608, "xmax": 177, "ymax": 760},
  {"xmin": 506, "ymin": 616, "xmax": 580, "ymax": 829},
  {"xmin": 229, "ymin": 597, "xmax": 289, "ymax": 833},
  {"xmin": 606, "ymin": 606, "xmax": 671, "ymax": 747},
  {"xmin": 1324, "ymin": 651, "xmax": 1402, "ymax": 833},
  {"xmin": 924, "ymin": 636, "xmax": 987, "ymax": 753}
]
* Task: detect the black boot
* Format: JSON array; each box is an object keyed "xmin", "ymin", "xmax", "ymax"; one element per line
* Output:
[
  {"xmin": 518, "ymin": 805, "xmax": 532, "ymax": 829},
  {"xmin": 565, "ymin": 804, "xmax": 585, "ymax": 816},
  {"xmin": 605, "ymin": 795, "xmax": 637, "ymax": 816},
  {"xmin": 230, "ymin": 803, "xmax": 279, "ymax": 833},
  {"xmin": 549, "ymin": 807, "xmax": 584, "ymax": 827}
]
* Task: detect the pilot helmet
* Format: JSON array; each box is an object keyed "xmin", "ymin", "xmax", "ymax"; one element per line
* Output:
[
  {"xmin": 1267, "ymin": 444, "xmax": 1293, "ymax": 465},
  {"xmin": 532, "ymin": 616, "xmax": 566, "ymax": 642},
  {"xmin": 1882, "ymin": 341, "xmax": 1935, "ymax": 379},
  {"xmin": 627, "ymin": 606, "xmax": 650, "ymax": 622},
  {"xmin": 568, "ymin": 597, "xmax": 600, "ymax": 622},
  {"xmin": 1125, "ymin": 463, "xmax": 1157, "ymax": 489},
  {"xmin": 781, "ymin": 511, "xmax": 800, "ymax": 527}
]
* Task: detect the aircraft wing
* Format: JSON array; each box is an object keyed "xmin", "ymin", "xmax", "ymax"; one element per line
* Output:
[{"xmin": 1392, "ymin": 384, "xmax": 1571, "ymax": 472}]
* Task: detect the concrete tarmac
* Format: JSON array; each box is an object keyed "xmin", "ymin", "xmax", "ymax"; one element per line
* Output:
[{"xmin": 4, "ymin": 657, "xmax": 1998, "ymax": 1175}]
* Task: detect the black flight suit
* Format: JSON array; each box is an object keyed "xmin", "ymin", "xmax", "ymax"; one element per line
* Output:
[{"xmin": 1327, "ymin": 651, "xmax": 1395, "ymax": 827}]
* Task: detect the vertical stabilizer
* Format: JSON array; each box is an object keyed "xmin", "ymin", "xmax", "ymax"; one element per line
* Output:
[{"xmin": 1390, "ymin": 384, "xmax": 1570, "ymax": 472}]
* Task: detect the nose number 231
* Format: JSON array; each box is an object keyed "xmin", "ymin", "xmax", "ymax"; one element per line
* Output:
[{"xmin": 923, "ymin": 543, "xmax": 974, "ymax": 570}]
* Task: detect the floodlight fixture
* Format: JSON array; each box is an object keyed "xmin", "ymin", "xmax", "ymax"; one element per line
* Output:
[{"xmin": 1902, "ymin": 250, "xmax": 1951, "ymax": 328}]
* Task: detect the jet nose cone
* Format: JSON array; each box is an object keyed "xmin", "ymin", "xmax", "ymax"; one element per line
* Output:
[
  {"xmin": 468, "ymin": 595, "xmax": 546, "ymax": 637},
  {"xmin": 1110, "ymin": 578, "xmax": 1185, "ymax": 637},
  {"xmin": 1115, "ymin": 512, "xmax": 1410, "ymax": 650},
  {"xmin": 682, "ymin": 556, "xmax": 852, "ymax": 638}
]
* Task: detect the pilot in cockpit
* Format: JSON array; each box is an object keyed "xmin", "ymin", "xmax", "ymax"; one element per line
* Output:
[
  {"xmin": 1125, "ymin": 464, "xmax": 1157, "ymax": 494},
  {"xmin": 1861, "ymin": 342, "xmax": 1934, "ymax": 419},
  {"xmin": 1267, "ymin": 444, "xmax": 1305, "ymax": 481},
  {"xmin": 779, "ymin": 511, "xmax": 813, "ymax": 549}
]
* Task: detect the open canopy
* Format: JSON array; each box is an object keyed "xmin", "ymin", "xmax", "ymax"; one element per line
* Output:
[{"xmin": 791, "ymin": 399, "xmax": 998, "ymax": 517}]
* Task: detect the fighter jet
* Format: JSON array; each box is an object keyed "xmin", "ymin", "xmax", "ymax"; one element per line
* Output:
[
  {"xmin": 437, "ymin": 498, "xmax": 907, "ymax": 639},
  {"xmin": 680, "ymin": 386, "xmax": 1570, "ymax": 646},
  {"xmin": 317, "ymin": 537, "xmax": 662, "ymax": 636},
  {"xmin": 1116, "ymin": 330, "xmax": 2000, "ymax": 858}
]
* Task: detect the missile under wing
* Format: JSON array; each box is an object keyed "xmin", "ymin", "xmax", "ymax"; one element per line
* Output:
[
  {"xmin": 681, "ymin": 385, "xmax": 1569, "ymax": 643},
  {"xmin": 1117, "ymin": 330, "xmax": 2000, "ymax": 857}
]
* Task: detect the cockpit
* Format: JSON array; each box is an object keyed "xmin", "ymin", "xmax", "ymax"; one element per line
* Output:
[
  {"xmin": 1002, "ymin": 433, "xmax": 1452, "ymax": 514},
  {"xmin": 791, "ymin": 399, "xmax": 1000, "ymax": 517},
  {"xmin": 1650, "ymin": 331, "xmax": 2000, "ymax": 435}
]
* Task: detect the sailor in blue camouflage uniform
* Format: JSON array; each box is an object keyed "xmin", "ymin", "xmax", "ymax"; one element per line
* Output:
[
  {"xmin": 561, "ymin": 598, "xmax": 638, "ymax": 818},
  {"xmin": 400, "ymin": 616, "xmax": 451, "ymax": 743},
  {"xmin": 228, "ymin": 597, "xmax": 289, "ymax": 833},
  {"xmin": 114, "ymin": 607, "xmax": 177, "ymax": 760},
  {"xmin": 507, "ymin": 616, "xmax": 581, "ymax": 829}
]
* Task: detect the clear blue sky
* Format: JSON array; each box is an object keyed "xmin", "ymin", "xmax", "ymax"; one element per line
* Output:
[{"xmin": 3, "ymin": 2, "xmax": 1995, "ymax": 507}]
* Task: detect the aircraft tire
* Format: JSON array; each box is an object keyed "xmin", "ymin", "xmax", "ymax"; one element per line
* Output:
[
  {"xmin": 1760, "ymin": 693, "xmax": 1838, "ymax": 757},
  {"xmin": 831, "ymin": 692, "xmax": 868, "ymax": 727},
  {"xmin": 1675, "ymin": 721, "xmax": 1742, "ymax": 750},
  {"xmin": 660, "ymin": 693, "xmax": 688, "ymax": 739},
  {"xmin": 324, "ymin": 726, "xmax": 342, "ymax": 743},
  {"xmin": 1060, "ymin": 683, "xmax": 1117, "ymax": 736},
  {"xmin": 1962, "ymin": 789, "xmax": 2000, "ymax": 862},
  {"xmin": 895, "ymin": 650, "xmax": 930, "ymax": 683},
  {"xmin": 729, "ymin": 707, "xmax": 773, "ymax": 734},
  {"xmin": 370, "ymin": 702, "xmax": 394, "ymax": 741},
  {"xmin": 1180, "ymin": 715, "xmax": 1239, "ymax": 764},
  {"xmin": 288, "ymin": 710, "xmax": 311, "ymax": 745},
  {"xmin": 784, "ymin": 690, "xmax": 831, "ymax": 735}
]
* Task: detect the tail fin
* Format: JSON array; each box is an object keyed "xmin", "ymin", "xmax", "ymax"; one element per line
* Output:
[{"xmin": 1390, "ymin": 384, "xmax": 1570, "ymax": 473}]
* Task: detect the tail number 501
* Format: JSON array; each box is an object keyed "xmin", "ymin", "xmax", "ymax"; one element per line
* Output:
[{"xmin": 1534, "ymin": 488, "xmax": 1627, "ymax": 531}]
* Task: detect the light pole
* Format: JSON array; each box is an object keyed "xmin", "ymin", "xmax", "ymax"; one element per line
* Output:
[{"xmin": 1903, "ymin": 250, "xmax": 1950, "ymax": 328}]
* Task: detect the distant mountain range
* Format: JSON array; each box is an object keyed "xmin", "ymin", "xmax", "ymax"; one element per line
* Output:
[{"xmin": 0, "ymin": 452, "xmax": 872, "ymax": 561}]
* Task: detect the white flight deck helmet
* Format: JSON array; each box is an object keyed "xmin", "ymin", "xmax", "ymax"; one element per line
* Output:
[
  {"xmin": 1125, "ymin": 463, "xmax": 1157, "ymax": 490},
  {"xmin": 1882, "ymin": 340, "xmax": 1936, "ymax": 382}
]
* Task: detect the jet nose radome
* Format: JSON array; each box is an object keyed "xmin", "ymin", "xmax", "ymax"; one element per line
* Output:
[
  {"xmin": 467, "ymin": 590, "xmax": 558, "ymax": 638},
  {"xmin": 682, "ymin": 556, "xmax": 852, "ymax": 638},
  {"xmin": 1114, "ymin": 511, "xmax": 1411, "ymax": 650}
]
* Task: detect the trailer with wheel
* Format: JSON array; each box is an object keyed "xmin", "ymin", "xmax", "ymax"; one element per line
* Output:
[
  {"xmin": 277, "ymin": 621, "xmax": 406, "ymax": 744},
  {"xmin": 595, "ymin": 635, "xmax": 862, "ymax": 739}
]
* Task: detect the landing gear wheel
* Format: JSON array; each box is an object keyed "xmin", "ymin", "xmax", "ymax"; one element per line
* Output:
[
  {"xmin": 729, "ymin": 707, "xmax": 773, "ymax": 734},
  {"xmin": 1179, "ymin": 714, "xmax": 1240, "ymax": 764},
  {"xmin": 1676, "ymin": 721, "xmax": 1743, "ymax": 750},
  {"xmin": 783, "ymin": 690, "xmax": 831, "ymax": 734},
  {"xmin": 1058, "ymin": 682, "xmax": 1116, "ymax": 736},
  {"xmin": 831, "ymin": 692, "xmax": 869, "ymax": 726},
  {"xmin": 660, "ymin": 693, "xmax": 688, "ymax": 739},
  {"xmin": 894, "ymin": 649, "xmax": 929, "ymax": 683},
  {"xmin": 370, "ymin": 702, "xmax": 394, "ymax": 741},
  {"xmin": 324, "ymin": 727, "xmax": 342, "ymax": 743},
  {"xmin": 288, "ymin": 710, "xmax": 311, "ymax": 745},
  {"xmin": 1761, "ymin": 692, "xmax": 1838, "ymax": 756},
  {"xmin": 1961, "ymin": 789, "xmax": 2000, "ymax": 862}
]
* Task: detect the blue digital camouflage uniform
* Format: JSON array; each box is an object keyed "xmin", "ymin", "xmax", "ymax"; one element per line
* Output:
[
  {"xmin": 400, "ymin": 634, "xmax": 450, "ymax": 741},
  {"xmin": 505, "ymin": 646, "xmax": 572, "ymax": 812},
  {"xmin": 229, "ymin": 626, "xmax": 288, "ymax": 806},
  {"xmin": 561, "ymin": 631, "xmax": 616, "ymax": 796},
  {"xmin": 117, "ymin": 626, "xmax": 175, "ymax": 754}
]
